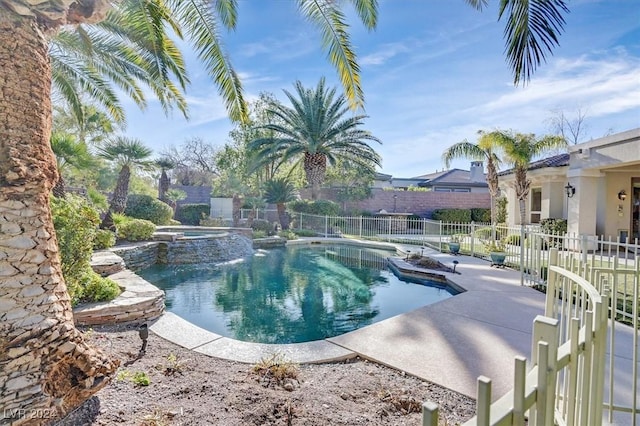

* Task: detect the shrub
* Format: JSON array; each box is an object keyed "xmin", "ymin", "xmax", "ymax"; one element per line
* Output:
[
  {"xmin": 474, "ymin": 226, "xmax": 493, "ymax": 240},
  {"xmin": 432, "ymin": 208, "xmax": 471, "ymax": 223},
  {"xmin": 503, "ymin": 234, "xmax": 521, "ymax": 246},
  {"xmin": 93, "ymin": 229, "xmax": 116, "ymax": 250},
  {"xmin": 251, "ymin": 219, "xmax": 274, "ymax": 234},
  {"xmin": 252, "ymin": 230, "xmax": 267, "ymax": 239},
  {"xmin": 118, "ymin": 219, "xmax": 156, "ymax": 241},
  {"xmin": 51, "ymin": 195, "xmax": 121, "ymax": 304},
  {"xmin": 277, "ymin": 230, "xmax": 297, "ymax": 240},
  {"xmin": 496, "ymin": 197, "xmax": 508, "ymax": 223},
  {"xmin": 176, "ymin": 203, "xmax": 210, "ymax": 225},
  {"xmin": 82, "ymin": 271, "xmax": 121, "ymax": 302},
  {"xmin": 293, "ymin": 229, "xmax": 318, "ymax": 237},
  {"xmin": 200, "ymin": 217, "xmax": 227, "ymax": 227},
  {"xmin": 471, "ymin": 208, "xmax": 491, "ymax": 223},
  {"xmin": 288, "ymin": 199, "xmax": 340, "ymax": 216},
  {"xmin": 124, "ymin": 194, "xmax": 173, "ymax": 225}
]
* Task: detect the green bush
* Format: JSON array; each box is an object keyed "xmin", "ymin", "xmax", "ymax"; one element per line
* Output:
[
  {"xmin": 51, "ymin": 195, "xmax": 121, "ymax": 305},
  {"xmin": 176, "ymin": 203, "xmax": 210, "ymax": 225},
  {"xmin": 288, "ymin": 199, "xmax": 341, "ymax": 216},
  {"xmin": 474, "ymin": 226, "xmax": 493, "ymax": 240},
  {"xmin": 503, "ymin": 234, "xmax": 521, "ymax": 246},
  {"xmin": 471, "ymin": 208, "xmax": 491, "ymax": 223},
  {"xmin": 293, "ymin": 229, "xmax": 317, "ymax": 237},
  {"xmin": 540, "ymin": 218, "xmax": 567, "ymax": 235},
  {"xmin": 117, "ymin": 219, "xmax": 156, "ymax": 241},
  {"xmin": 93, "ymin": 229, "xmax": 116, "ymax": 250},
  {"xmin": 252, "ymin": 230, "xmax": 267, "ymax": 239},
  {"xmin": 496, "ymin": 197, "xmax": 508, "ymax": 223},
  {"xmin": 124, "ymin": 194, "xmax": 173, "ymax": 225},
  {"xmin": 251, "ymin": 219, "xmax": 273, "ymax": 234},
  {"xmin": 432, "ymin": 208, "xmax": 471, "ymax": 223},
  {"xmin": 82, "ymin": 271, "xmax": 121, "ymax": 302},
  {"xmin": 278, "ymin": 230, "xmax": 297, "ymax": 240}
]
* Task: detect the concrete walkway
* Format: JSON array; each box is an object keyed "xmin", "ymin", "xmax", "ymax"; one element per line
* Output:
[{"xmin": 150, "ymin": 247, "xmax": 638, "ymax": 425}]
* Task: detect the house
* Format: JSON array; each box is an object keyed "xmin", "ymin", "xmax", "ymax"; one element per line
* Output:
[
  {"xmin": 373, "ymin": 161, "xmax": 490, "ymax": 193},
  {"xmin": 498, "ymin": 128, "xmax": 640, "ymax": 242}
]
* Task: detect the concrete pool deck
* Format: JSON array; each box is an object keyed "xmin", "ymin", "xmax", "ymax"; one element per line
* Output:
[{"xmin": 149, "ymin": 248, "xmax": 638, "ymax": 423}]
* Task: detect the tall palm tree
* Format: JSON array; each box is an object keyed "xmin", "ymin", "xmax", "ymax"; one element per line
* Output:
[
  {"xmin": 263, "ymin": 177, "xmax": 298, "ymax": 230},
  {"xmin": 0, "ymin": 0, "xmax": 569, "ymax": 420},
  {"xmin": 156, "ymin": 157, "xmax": 175, "ymax": 203},
  {"xmin": 98, "ymin": 137, "xmax": 154, "ymax": 228},
  {"xmin": 488, "ymin": 130, "xmax": 566, "ymax": 225},
  {"xmin": 50, "ymin": 132, "xmax": 96, "ymax": 197},
  {"xmin": 249, "ymin": 78, "xmax": 382, "ymax": 200},
  {"xmin": 442, "ymin": 130, "xmax": 502, "ymax": 224}
]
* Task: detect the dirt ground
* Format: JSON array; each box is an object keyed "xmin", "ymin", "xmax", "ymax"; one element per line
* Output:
[{"xmin": 55, "ymin": 324, "xmax": 476, "ymax": 425}]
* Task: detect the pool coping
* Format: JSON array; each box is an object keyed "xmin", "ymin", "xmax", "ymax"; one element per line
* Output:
[{"xmin": 149, "ymin": 238, "xmax": 467, "ymax": 364}]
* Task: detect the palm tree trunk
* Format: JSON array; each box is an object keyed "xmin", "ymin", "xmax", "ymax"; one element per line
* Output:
[
  {"xmin": 52, "ymin": 173, "xmax": 66, "ymax": 198},
  {"xmin": 232, "ymin": 194, "xmax": 242, "ymax": 227},
  {"xmin": 110, "ymin": 164, "xmax": 131, "ymax": 213},
  {"xmin": 277, "ymin": 203, "xmax": 289, "ymax": 230},
  {"xmin": 0, "ymin": 13, "xmax": 117, "ymax": 424},
  {"xmin": 158, "ymin": 170, "xmax": 169, "ymax": 202}
]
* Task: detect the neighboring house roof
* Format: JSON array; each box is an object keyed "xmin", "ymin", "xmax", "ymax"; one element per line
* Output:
[
  {"xmin": 497, "ymin": 153, "xmax": 570, "ymax": 176},
  {"xmin": 374, "ymin": 172, "xmax": 392, "ymax": 181},
  {"xmin": 417, "ymin": 169, "xmax": 489, "ymax": 188}
]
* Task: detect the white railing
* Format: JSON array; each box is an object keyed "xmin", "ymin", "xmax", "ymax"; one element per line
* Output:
[
  {"xmin": 244, "ymin": 210, "xmax": 639, "ymax": 422},
  {"xmin": 423, "ymin": 248, "xmax": 610, "ymax": 425}
]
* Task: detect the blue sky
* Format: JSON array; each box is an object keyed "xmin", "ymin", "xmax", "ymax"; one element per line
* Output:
[{"xmin": 122, "ymin": 0, "xmax": 640, "ymax": 178}]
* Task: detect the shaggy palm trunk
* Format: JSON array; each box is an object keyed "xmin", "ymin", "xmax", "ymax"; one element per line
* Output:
[
  {"xmin": 304, "ymin": 152, "xmax": 326, "ymax": 200},
  {"xmin": 276, "ymin": 203, "xmax": 289, "ymax": 230},
  {"xmin": 514, "ymin": 165, "xmax": 530, "ymax": 226},
  {"xmin": 158, "ymin": 170, "xmax": 169, "ymax": 203},
  {"xmin": 52, "ymin": 174, "xmax": 66, "ymax": 198},
  {"xmin": 232, "ymin": 194, "xmax": 242, "ymax": 227},
  {"xmin": 0, "ymin": 13, "xmax": 117, "ymax": 424},
  {"xmin": 101, "ymin": 165, "xmax": 130, "ymax": 229}
]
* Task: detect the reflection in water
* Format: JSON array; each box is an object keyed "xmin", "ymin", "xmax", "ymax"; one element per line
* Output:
[{"xmin": 139, "ymin": 245, "xmax": 455, "ymax": 343}]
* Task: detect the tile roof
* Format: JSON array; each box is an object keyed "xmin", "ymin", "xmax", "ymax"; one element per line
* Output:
[{"xmin": 498, "ymin": 153, "xmax": 569, "ymax": 176}]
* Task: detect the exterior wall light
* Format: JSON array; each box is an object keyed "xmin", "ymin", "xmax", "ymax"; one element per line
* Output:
[
  {"xmin": 565, "ymin": 183, "xmax": 575, "ymax": 198},
  {"xmin": 618, "ymin": 190, "xmax": 627, "ymax": 201}
]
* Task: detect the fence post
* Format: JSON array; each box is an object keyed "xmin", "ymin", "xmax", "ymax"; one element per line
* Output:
[
  {"xmin": 299, "ymin": 212, "xmax": 303, "ymax": 230},
  {"xmin": 388, "ymin": 217, "xmax": 392, "ymax": 242},
  {"xmin": 324, "ymin": 215, "xmax": 328, "ymax": 237},
  {"xmin": 520, "ymin": 225, "xmax": 526, "ymax": 286},
  {"xmin": 439, "ymin": 221, "xmax": 443, "ymax": 252},
  {"xmin": 470, "ymin": 222, "xmax": 476, "ymax": 257},
  {"xmin": 530, "ymin": 315, "xmax": 559, "ymax": 426},
  {"xmin": 513, "ymin": 356, "xmax": 527, "ymax": 426},
  {"xmin": 359, "ymin": 216, "xmax": 363, "ymax": 239},
  {"xmin": 581, "ymin": 234, "xmax": 589, "ymax": 265},
  {"xmin": 476, "ymin": 376, "xmax": 492, "ymax": 426},
  {"xmin": 546, "ymin": 248, "xmax": 559, "ymax": 316},
  {"xmin": 422, "ymin": 401, "xmax": 439, "ymax": 426}
]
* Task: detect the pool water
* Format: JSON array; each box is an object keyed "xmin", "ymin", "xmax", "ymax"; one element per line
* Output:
[{"xmin": 138, "ymin": 244, "xmax": 457, "ymax": 344}]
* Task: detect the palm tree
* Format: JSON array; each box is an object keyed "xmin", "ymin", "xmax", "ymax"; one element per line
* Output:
[
  {"xmin": 263, "ymin": 178, "xmax": 298, "ymax": 230},
  {"xmin": 0, "ymin": 0, "xmax": 569, "ymax": 420},
  {"xmin": 156, "ymin": 157, "xmax": 175, "ymax": 203},
  {"xmin": 98, "ymin": 137, "xmax": 154, "ymax": 229},
  {"xmin": 50, "ymin": 132, "xmax": 96, "ymax": 197},
  {"xmin": 249, "ymin": 78, "xmax": 382, "ymax": 200},
  {"xmin": 442, "ymin": 130, "xmax": 502, "ymax": 224},
  {"xmin": 488, "ymin": 130, "xmax": 566, "ymax": 225}
]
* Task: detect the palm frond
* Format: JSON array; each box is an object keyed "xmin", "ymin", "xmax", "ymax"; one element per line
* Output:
[{"xmin": 498, "ymin": 0, "xmax": 568, "ymax": 85}]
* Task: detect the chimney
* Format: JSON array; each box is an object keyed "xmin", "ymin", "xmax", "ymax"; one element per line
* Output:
[{"xmin": 470, "ymin": 161, "xmax": 484, "ymax": 182}]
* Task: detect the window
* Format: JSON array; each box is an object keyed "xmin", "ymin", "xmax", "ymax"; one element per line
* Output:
[{"xmin": 530, "ymin": 187, "xmax": 542, "ymax": 224}]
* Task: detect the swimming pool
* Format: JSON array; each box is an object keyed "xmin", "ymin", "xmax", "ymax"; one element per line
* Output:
[{"xmin": 138, "ymin": 244, "xmax": 458, "ymax": 344}]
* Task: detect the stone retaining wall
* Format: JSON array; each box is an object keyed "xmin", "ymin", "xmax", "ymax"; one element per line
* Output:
[{"xmin": 111, "ymin": 242, "xmax": 160, "ymax": 272}]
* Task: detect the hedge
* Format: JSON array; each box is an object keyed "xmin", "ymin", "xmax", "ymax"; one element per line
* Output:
[
  {"xmin": 124, "ymin": 194, "xmax": 173, "ymax": 225},
  {"xmin": 431, "ymin": 208, "xmax": 472, "ymax": 223},
  {"xmin": 176, "ymin": 203, "xmax": 210, "ymax": 225}
]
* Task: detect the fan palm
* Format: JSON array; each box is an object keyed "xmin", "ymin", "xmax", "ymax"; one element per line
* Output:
[
  {"xmin": 487, "ymin": 130, "xmax": 566, "ymax": 225},
  {"xmin": 50, "ymin": 132, "xmax": 96, "ymax": 197},
  {"xmin": 263, "ymin": 177, "xmax": 298, "ymax": 230},
  {"xmin": 156, "ymin": 157, "xmax": 175, "ymax": 203},
  {"xmin": 442, "ymin": 130, "xmax": 502, "ymax": 224},
  {"xmin": 98, "ymin": 137, "xmax": 154, "ymax": 228},
  {"xmin": 249, "ymin": 78, "xmax": 382, "ymax": 200}
]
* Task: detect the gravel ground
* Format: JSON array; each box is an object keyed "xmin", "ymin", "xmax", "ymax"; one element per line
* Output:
[{"xmin": 55, "ymin": 324, "xmax": 476, "ymax": 425}]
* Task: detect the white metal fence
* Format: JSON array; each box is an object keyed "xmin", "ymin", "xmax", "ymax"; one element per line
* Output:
[{"xmin": 241, "ymin": 210, "xmax": 639, "ymax": 424}]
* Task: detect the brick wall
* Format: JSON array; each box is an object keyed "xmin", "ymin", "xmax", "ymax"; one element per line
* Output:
[{"xmin": 301, "ymin": 188, "xmax": 490, "ymax": 218}]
